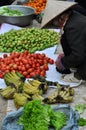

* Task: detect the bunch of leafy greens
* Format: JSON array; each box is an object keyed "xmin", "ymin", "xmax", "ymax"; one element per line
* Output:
[
  {"xmin": 78, "ymin": 118, "xmax": 86, "ymax": 126},
  {"xmin": 18, "ymin": 100, "xmax": 67, "ymax": 130},
  {"xmin": 75, "ymin": 104, "xmax": 86, "ymax": 114}
]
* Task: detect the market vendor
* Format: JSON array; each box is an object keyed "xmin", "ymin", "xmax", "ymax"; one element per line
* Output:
[{"xmin": 41, "ymin": 0, "xmax": 86, "ymax": 84}]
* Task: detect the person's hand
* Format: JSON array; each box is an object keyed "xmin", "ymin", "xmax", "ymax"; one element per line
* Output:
[
  {"xmin": 58, "ymin": 53, "xmax": 64, "ymax": 59},
  {"xmin": 55, "ymin": 53, "xmax": 65, "ymax": 70}
]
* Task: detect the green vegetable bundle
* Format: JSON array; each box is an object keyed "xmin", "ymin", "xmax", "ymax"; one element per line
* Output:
[
  {"xmin": 78, "ymin": 118, "xmax": 86, "ymax": 126},
  {"xmin": 75, "ymin": 104, "xmax": 86, "ymax": 114},
  {"xmin": 18, "ymin": 100, "xmax": 67, "ymax": 130},
  {"xmin": 0, "ymin": 28, "xmax": 59, "ymax": 53}
]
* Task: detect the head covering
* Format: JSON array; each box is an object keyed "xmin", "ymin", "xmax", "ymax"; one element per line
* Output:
[{"xmin": 41, "ymin": 0, "xmax": 77, "ymax": 28}]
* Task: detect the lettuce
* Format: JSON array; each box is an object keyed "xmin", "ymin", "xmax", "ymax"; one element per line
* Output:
[
  {"xmin": 50, "ymin": 112, "xmax": 67, "ymax": 130},
  {"xmin": 18, "ymin": 100, "xmax": 67, "ymax": 130}
]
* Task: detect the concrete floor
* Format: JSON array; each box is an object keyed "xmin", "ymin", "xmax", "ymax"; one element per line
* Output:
[{"xmin": 0, "ymin": 20, "xmax": 86, "ymax": 130}]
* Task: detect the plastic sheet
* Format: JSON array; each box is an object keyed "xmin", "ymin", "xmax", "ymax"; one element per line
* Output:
[{"xmin": 2, "ymin": 104, "xmax": 79, "ymax": 130}]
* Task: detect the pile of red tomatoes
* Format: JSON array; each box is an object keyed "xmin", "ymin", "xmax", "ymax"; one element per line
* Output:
[{"xmin": 0, "ymin": 50, "xmax": 54, "ymax": 78}]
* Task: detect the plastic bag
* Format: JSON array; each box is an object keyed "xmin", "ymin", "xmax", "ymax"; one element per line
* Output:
[{"xmin": 1, "ymin": 104, "xmax": 79, "ymax": 130}]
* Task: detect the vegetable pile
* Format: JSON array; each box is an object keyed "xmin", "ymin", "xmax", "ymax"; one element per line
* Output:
[
  {"xmin": 0, "ymin": 28, "xmax": 59, "ymax": 53},
  {"xmin": 0, "ymin": 6, "xmax": 23, "ymax": 16},
  {"xmin": 0, "ymin": 51, "xmax": 54, "ymax": 78},
  {"xmin": 75, "ymin": 104, "xmax": 86, "ymax": 114},
  {"xmin": 23, "ymin": 0, "xmax": 47, "ymax": 14},
  {"xmin": 18, "ymin": 100, "xmax": 67, "ymax": 130}
]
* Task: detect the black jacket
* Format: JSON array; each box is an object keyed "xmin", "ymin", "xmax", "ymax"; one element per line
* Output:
[
  {"xmin": 61, "ymin": 11, "xmax": 86, "ymax": 80},
  {"xmin": 75, "ymin": 0, "xmax": 86, "ymax": 9},
  {"xmin": 74, "ymin": 0, "xmax": 86, "ymax": 15}
]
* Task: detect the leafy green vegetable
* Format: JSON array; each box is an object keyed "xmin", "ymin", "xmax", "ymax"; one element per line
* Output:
[
  {"xmin": 50, "ymin": 112, "xmax": 67, "ymax": 130},
  {"xmin": 18, "ymin": 100, "xmax": 50, "ymax": 130},
  {"xmin": 78, "ymin": 118, "xmax": 86, "ymax": 126},
  {"xmin": 18, "ymin": 100, "xmax": 67, "ymax": 130},
  {"xmin": 75, "ymin": 104, "xmax": 86, "ymax": 114},
  {"xmin": 0, "ymin": 7, "xmax": 23, "ymax": 16}
]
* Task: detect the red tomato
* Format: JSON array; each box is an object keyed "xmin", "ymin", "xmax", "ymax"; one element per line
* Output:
[
  {"xmin": 28, "ymin": 60, "xmax": 32, "ymax": 65},
  {"xmin": 30, "ymin": 72, "xmax": 36, "ymax": 77},
  {"xmin": 30, "ymin": 57, "xmax": 34, "ymax": 61},
  {"xmin": 43, "ymin": 59, "xmax": 48, "ymax": 64},
  {"xmin": 40, "ymin": 71, "xmax": 46, "ymax": 76},
  {"xmin": 41, "ymin": 53, "xmax": 46, "ymax": 58},
  {"xmin": 1, "ymin": 67, "xmax": 6, "ymax": 71},
  {"xmin": 14, "ymin": 58, "xmax": 19, "ymax": 62},
  {"xmin": 22, "ymin": 58, "xmax": 28, "ymax": 64},
  {"xmin": 21, "ymin": 66, "xmax": 26, "ymax": 72},
  {"xmin": 33, "ymin": 53, "xmax": 39, "ymax": 59},
  {"xmin": 13, "ymin": 64, "xmax": 18, "ymax": 70},
  {"xmin": 0, "ymin": 58, "xmax": 3, "ymax": 61},
  {"xmin": 24, "ymin": 50, "xmax": 28, "ymax": 55},
  {"xmin": 26, "ymin": 75, "xmax": 31, "ymax": 78},
  {"xmin": 3, "ymin": 54, "xmax": 8, "ymax": 58},
  {"xmin": 14, "ymin": 53, "xmax": 20, "ymax": 58},
  {"xmin": 19, "ymin": 62, "xmax": 23, "ymax": 66},
  {"xmin": 6, "ymin": 60, "xmax": 11, "ymax": 65},
  {"xmin": 27, "ymin": 68, "xmax": 34, "ymax": 73},
  {"xmin": 43, "ymin": 64, "xmax": 49, "ymax": 70},
  {"xmin": 35, "ymin": 69, "xmax": 40, "ymax": 75},
  {"xmin": 6, "ymin": 66, "xmax": 11, "ymax": 70},
  {"xmin": 32, "ymin": 64, "xmax": 36, "ymax": 68},
  {"xmin": 36, "ymin": 63, "xmax": 40, "ymax": 67},
  {"xmin": 25, "ymin": 64, "xmax": 31, "ymax": 69},
  {"xmin": 18, "ymin": 66, "xmax": 22, "ymax": 71},
  {"xmin": 0, "ymin": 73, "xmax": 4, "ymax": 78},
  {"xmin": 49, "ymin": 59, "xmax": 54, "ymax": 64},
  {"xmin": 15, "ymin": 62, "xmax": 20, "ymax": 66},
  {"xmin": 22, "ymin": 71, "xmax": 28, "ymax": 76}
]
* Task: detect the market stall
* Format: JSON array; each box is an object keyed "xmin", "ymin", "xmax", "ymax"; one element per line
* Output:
[
  {"xmin": 0, "ymin": 23, "xmax": 86, "ymax": 130},
  {"xmin": 0, "ymin": 0, "xmax": 86, "ymax": 129}
]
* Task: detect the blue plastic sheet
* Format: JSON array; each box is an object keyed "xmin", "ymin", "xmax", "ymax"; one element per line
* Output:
[{"xmin": 2, "ymin": 104, "xmax": 79, "ymax": 130}]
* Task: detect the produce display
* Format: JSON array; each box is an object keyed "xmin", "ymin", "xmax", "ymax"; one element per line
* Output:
[
  {"xmin": 0, "ymin": 1, "xmax": 85, "ymax": 129},
  {"xmin": 0, "ymin": 6, "xmax": 23, "ymax": 16},
  {"xmin": 18, "ymin": 100, "xmax": 67, "ymax": 130},
  {"xmin": 0, "ymin": 51, "xmax": 54, "ymax": 78},
  {"xmin": 23, "ymin": 0, "xmax": 47, "ymax": 14},
  {"xmin": 0, "ymin": 71, "xmax": 74, "ymax": 108},
  {"xmin": 44, "ymin": 83, "xmax": 74, "ymax": 104},
  {"xmin": 0, "ymin": 28, "xmax": 59, "ymax": 53},
  {"xmin": 0, "ymin": 71, "xmax": 48, "ymax": 108}
]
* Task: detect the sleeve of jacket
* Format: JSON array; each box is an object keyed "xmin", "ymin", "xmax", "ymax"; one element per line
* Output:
[{"xmin": 61, "ymin": 23, "xmax": 86, "ymax": 69}]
